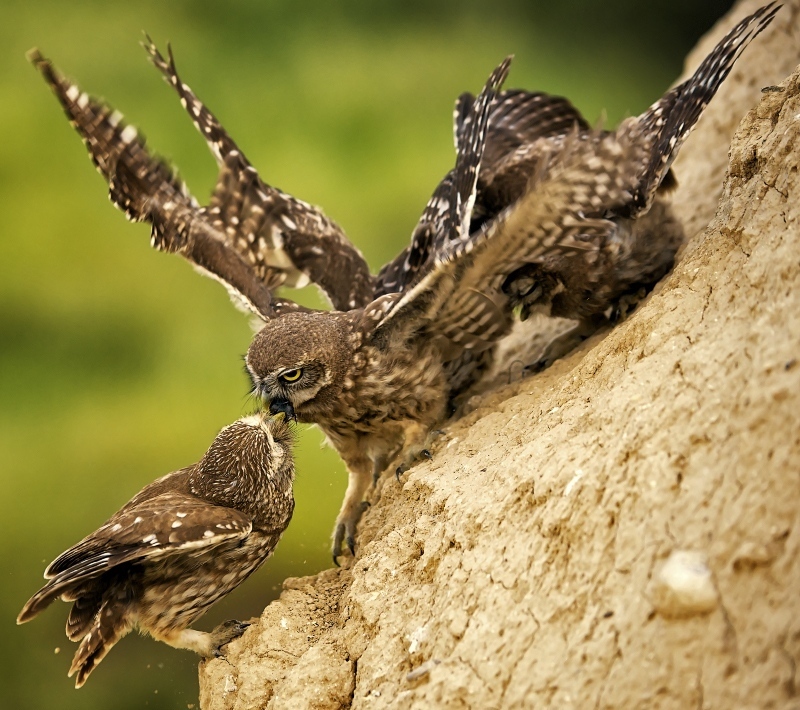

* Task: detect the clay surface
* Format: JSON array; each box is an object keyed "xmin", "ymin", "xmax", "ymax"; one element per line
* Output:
[{"xmin": 200, "ymin": 3, "xmax": 800, "ymax": 707}]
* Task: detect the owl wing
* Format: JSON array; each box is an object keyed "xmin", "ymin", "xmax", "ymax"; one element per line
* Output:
[
  {"xmin": 628, "ymin": 1, "xmax": 779, "ymax": 215},
  {"xmin": 374, "ymin": 86, "xmax": 588, "ymax": 298},
  {"xmin": 29, "ymin": 49, "xmax": 280, "ymax": 319},
  {"xmin": 373, "ymin": 125, "xmax": 650, "ymax": 354},
  {"xmin": 373, "ymin": 57, "xmax": 513, "ymax": 297},
  {"xmin": 18, "ymin": 491, "xmax": 251, "ymax": 623},
  {"xmin": 456, "ymin": 88, "xmax": 590, "ymax": 178},
  {"xmin": 143, "ymin": 39, "xmax": 374, "ymax": 311}
]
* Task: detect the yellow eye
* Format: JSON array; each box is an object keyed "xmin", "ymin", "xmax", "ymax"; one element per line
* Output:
[{"xmin": 280, "ymin": 368, "xmax": 303, "ymax": 383}]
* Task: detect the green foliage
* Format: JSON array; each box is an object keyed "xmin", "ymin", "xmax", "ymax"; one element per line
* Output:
[{"xmin": 1, "ymin": 0, "xmax": 730, "ymax": 707}]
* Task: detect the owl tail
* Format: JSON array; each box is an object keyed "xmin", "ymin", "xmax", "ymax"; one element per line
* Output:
[
  {"xmin": 65, "ymin": 588, "xmax": 104, "ymax": 642},
  {"xmin": 68, "ymin": 597, "xmax": 132, "ymax": 688}
]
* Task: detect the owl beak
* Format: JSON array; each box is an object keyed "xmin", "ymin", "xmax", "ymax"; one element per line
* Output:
[{"xmin": 269, "ymin": 397, "xmax": 296, "ymax": 423}]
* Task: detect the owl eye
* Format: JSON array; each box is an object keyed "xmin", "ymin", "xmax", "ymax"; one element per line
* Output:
[{"xmin": 279, "ymin": 368, "xmax": 303, "ymax": 383}]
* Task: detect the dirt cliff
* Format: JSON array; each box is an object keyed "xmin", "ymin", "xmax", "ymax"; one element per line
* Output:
[{"xmin": 200, "ymin": 3, "xmax": 800, "ymax": 707}]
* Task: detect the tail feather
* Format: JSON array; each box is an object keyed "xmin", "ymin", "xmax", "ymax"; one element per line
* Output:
[
  {"xmin": 68, "ymin": 598, "xmax": 132, "ymax": 688},
  {"xmin": 65, "ymin": 589, "xmax": 104, "ymax": 642}
]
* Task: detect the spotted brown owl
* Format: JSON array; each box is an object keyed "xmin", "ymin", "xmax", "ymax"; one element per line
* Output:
[
  {"xmin": 378, "ymin": 1, "xmax": 780, "ymax": 368},
  {"xmin": 17, "ymin": 414, "xmax": 294, "ymax": 687},
  {"xmin": 27, "ymin": 42, "xmax": 512, "ymax": 560}
]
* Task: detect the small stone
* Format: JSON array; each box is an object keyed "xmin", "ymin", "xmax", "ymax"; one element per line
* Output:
[{"xmin": 651, "ymin": 550, "xmax": 718, "ymax": 618}]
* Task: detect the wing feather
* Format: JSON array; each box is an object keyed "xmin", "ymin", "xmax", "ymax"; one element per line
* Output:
[
  {"xmin": 631, "ymin": 1, "xmax": 779, "ymax": 213},
  {"xmin": 144, "ymin": 38, "xmax": 374, "ymax": 310},
  {"xmin": 376, "ymin": 86, "xmax": 586, "ymax": 298},
  {"xmin": 375, "ymin": 127, "xmax": 650, "ymax": 351},
  {"xmin": 18, "ymin": 491, "xmax": 251, "ymax": 624},
  {"xmin": 28, "ymin": 49, "xmax": 278, "ymax": 319},
  {"xmin": 45, "ymin": 492, "xmax": 252, "ymax": 579},
  {"xmin": 374, "ymin": 57, "xmax": 513, "ymax": 296}
]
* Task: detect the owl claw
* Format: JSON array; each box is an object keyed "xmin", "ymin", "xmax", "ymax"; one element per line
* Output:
[
  {"xmin": 209, "ymin": 619, "xmax": 250, "ymax": 657},
  {"xmin": 396, "ymin": 448, "xmax": 433, "ymax": 482},
  {"xmin": 332, "ymin": 520, "xmax": 358, "ymax": 565}
]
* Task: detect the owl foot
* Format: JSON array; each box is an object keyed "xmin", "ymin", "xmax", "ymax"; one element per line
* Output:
[
  {"xmin": 332, "ymin": 518, "xmax": 358, "ymax": 566},
  {"xmin": 209, "ymin": 620, "xmax": 251, "ymax": 657},
  {"xmin": 395, "ymin": 448, "xmax": 433, "ymax": 480},
  {"xmin": 332, "ymin": 502, "xmax": 370, "ymax": 565}
]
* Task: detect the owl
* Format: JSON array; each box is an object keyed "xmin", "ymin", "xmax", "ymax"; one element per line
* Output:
[
  {"xmin": 377, "ymin": 1, "xmax": 780, "ymax": 366},
  {"xmin": 17, "ymin": 414, "xmax": 295, "ymax": 687},
  {"xmin": 28, "ymin": 42, "xmax": 512, "ymax": 560}
]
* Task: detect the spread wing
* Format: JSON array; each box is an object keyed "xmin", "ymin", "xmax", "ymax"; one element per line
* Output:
[
  {"xmin": 373, "ymin": 126, "xmax": 651, "ymax": 355},
  {"xmin": 456, "ymin": 89, "xmax": 590, "ymax": 179},
  {"xmin": 18, "ymin": 491, "xmax": 251, "ymax": 623},
  {"xmin": 28, "ymin": 49, "xmax": 280, "ymax": 319},
  {"xmin": 143, "ymin": 39, "xmax": 374, "ymax": 311},
  {"xmin": 629, "ymin": 1, "xmax": 779, "ymax": 214},
  {"xmin": 375, "ymin": 88, "xmax": 588, "ymax": 298},
  {"xmin": 374, "ymin": 57, "xmax": 514, "ymax": 297}
]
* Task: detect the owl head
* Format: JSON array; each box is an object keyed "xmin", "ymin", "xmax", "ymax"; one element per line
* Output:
[{"xmin": 246, "ymin": 312, "xmax": 355, "ymax": 421}]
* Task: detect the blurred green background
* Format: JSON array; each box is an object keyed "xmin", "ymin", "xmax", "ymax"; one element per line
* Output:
[{"xmin": 2, "ymin": 0, "xmax": 734, "ymax": 707}]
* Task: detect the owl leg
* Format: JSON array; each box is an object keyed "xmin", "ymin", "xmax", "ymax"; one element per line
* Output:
[
  {"xmin": 332, "ymin": 452, "xmax": 374, "ymax": 564},
  {"xmin": 395, "ymin": 421, "xmax": 435, "ymax": 478},
  {"xmin": 150, "ymin": 620, "xmax": 250, "ymax": 657}
]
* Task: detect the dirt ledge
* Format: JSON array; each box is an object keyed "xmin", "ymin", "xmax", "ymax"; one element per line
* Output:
[{"xmin": 200, "ymin": 3, "xmax": 800, "ymax": 708}]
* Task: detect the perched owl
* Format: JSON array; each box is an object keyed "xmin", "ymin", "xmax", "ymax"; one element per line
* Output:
[
  {"xmin": 28, "ymin": 42, "xmax": 512, "ymax": 560},
  {"xmin": 17, "ymin": 414, "xmax": 294, "ymax": 688}
]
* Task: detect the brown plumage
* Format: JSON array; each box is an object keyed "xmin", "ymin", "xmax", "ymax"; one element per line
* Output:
[
  {"xmin": 17, "ymin": 415, "xmax": 294, "ymax": 688},
  {"xmin": 250, "ymin": 4, "xmax": 778, "ymax": 559},
  {"xmin": 27, "ymin": 5, "xmax": 777, "ymax": 563}
]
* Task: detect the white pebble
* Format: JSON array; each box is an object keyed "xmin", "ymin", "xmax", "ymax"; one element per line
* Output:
[{"xmin": 651, "ymin": 550, "xmax": 718, "ymax": 618}]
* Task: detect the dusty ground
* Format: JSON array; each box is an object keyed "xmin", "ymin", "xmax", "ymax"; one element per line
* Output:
[{"xmin": 200, "ymin": 3, "xmax": 800, "ymax": 708}]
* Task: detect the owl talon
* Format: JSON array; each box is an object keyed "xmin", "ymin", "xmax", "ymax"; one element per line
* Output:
[
  {"xmin": 332, "ymin": 519, "xmax": 359, "ymax": 565},
  {"xmin": 210, "ymin": 619, "xmax": 251, "ymax": 657},
  {"xmin": 332, "ymin": 524, "xmax": 345, "ymax": 565}
]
